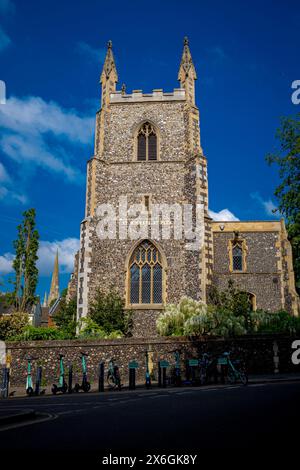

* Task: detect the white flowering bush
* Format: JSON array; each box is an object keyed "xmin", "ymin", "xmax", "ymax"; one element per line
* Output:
[
  {"xmin": 156, "ymin": 297, "xmax": 207, "ymax": 336},
  {"xmin": 157, "ymin": 297, "xmax": 248, "ymax": 337}
]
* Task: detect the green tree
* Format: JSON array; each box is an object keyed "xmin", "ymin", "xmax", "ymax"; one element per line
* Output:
[
  {"xmin": 257, "ymin": 310, "xmax": 300, "ymax": 335},
  {"xmin": 89, "ymin": 288, "xmax": 132, "ymax": 335},
  {"xmin": 52, "ymin": 296, "xmax": 77, "ymax": 338},
  {"xmin": 208, "ymin": 280, "xmax": 252, "ymax": 317},
  {"xmin": 266, "ymin": 113, "xmax": 300, "ymax": 292},
  {"xmin": 12, "ymin": 209, "xmax": 39, "ymax": 311},
  {"xmin": 0, "ymin": 312, "xmax": 29, "ymax": 340}
]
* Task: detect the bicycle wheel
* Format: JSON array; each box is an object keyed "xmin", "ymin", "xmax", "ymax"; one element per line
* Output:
[
  {"xmin": 227, "ymin": 371, "xmax": 236, "ymax": 384},
  {"xmin": 26, "ymin": 386, "xmax": 34, "ymax": 396},
  {"xmin": 83, "ymin": 381, "xmax": 91, "ymax": 392},
  {"xmin": 107, "ymin": 373, "xmax": 116, "ymax": 389},
  {"xmin": 239, "ymin": 372, "xmax": 248, "ymax": 386},
  {"xmin": 115, "ymin": 371, "xmax": 121, "ymax": 391}
]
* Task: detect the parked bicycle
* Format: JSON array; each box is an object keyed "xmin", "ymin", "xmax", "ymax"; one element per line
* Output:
[
  {"xmin": 219, "ymin": 351, "xmax": 248, "ymax": 385},
  {"xmin": 199, "ymin": 353, "xmax": 218, "ymax": 385},
  {"xmin": 173, "ymin": 349, "xmax": 182, "ymax": 386},
  {"xmin": 107, "ymin": 358, "xmax": 122, "ymax": 390}
]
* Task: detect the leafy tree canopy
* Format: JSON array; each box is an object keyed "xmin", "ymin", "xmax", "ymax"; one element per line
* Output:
[
  {"xmin": 12, "ymin": 208, "xmax": 39, "ymax": 311},
  {"xmin": 52, "ymin": 297, "xmax": 77, "ymax": 338},
  {"xmin": 266, "ymin": 113, "xmax": 300, "ymax": 291},
  {"xmin": 0, "ymin": 312, "xmax": 29, "ymax": 340},
  {"xmin": 89, "ymin": 288, "xmax": 132, "ymax": 335}
]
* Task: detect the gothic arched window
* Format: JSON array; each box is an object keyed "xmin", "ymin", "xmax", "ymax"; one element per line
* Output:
[
  {"xmin": 232, "ymin": 244, "xmax": 243, "ymax": 271},
  {"xmin": 129, "ymin": 240, "xmax": 163, "ymax": 305},
  {"xmin": 137, "ymin": 122, "xmax": 157, "ymax": 161}
]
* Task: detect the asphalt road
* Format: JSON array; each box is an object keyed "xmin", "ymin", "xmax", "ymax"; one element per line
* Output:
[{"xmin": 0, "ymin": 382, "xmax": 299, "ymax": 464}]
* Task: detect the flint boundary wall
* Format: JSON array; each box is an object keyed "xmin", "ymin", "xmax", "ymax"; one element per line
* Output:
[{"xmin": 2, "ymin": 334, "xmax": 300, "ymax": 388}]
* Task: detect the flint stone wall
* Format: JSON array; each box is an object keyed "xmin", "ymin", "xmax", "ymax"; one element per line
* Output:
[
  {"xmin": 212, "ymin": 231, "xmax": 283, "ymax": 312},
  {"xmin": 4, "ymin": 335, "xmax": 300, "ymax": 388}
]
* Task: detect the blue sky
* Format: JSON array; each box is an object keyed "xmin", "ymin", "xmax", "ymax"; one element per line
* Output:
[{"xmin": 0, "ymin": 0, "xmax": 299, "ymax": 299}]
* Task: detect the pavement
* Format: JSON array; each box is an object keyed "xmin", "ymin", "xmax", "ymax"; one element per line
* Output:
[
  {"xmin": 249, "ymin": 372, "xmax": 300, "ymax": 383},
  {"xmin": 2, "ymin": 371, "xmax": 300, "ymax": 403}
]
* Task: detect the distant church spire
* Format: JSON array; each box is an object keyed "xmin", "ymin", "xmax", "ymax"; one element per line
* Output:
[
  {"xmin": 100, "ymin": 40, "xmax": 118, "ymax": 107},
  {"xmin": 178, "ymin": 37, "xmax": 197, "ymax": 105},
  {"xmin": 43, "ymin": 292, "xmax": 48, "ymax": 307},
  {"xmin": 48, "ymin": 250, "xmax": 60, "ymax": 305}
]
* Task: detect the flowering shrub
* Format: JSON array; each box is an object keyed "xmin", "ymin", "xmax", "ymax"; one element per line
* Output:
[
  {"xmin": 157, "ymin": 297, "xmax": 251, "ymax": 337},
  {"xmin": 157, "ymin": 295, "xmax": 300, "ymax": 338},
  {"xmin": 184, "ymin": 308, "xmax": 247, "ymax": 337},
  {"xmin": 156, "ymin": 297, "xmax": 207, "ymax": 336},
  {"xmin": 0, "ymin": 312, "xmax": 29, "ymax": 340}
]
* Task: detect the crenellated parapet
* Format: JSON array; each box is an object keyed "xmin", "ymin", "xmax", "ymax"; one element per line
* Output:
[{"xmin": 110, "ymin": 88, "xmax": 186, "ymax": 103}]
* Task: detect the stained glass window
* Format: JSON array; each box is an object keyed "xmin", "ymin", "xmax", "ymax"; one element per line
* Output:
[
  {"xmin": 137, "ymin": 122, "xmax": 157, "ymax": 161},
  {"xmin": 129, "ymin": 240, "xmax": 163, "ymax": 304},
  {"xmin": 232, "ymin": 244, "xmax": 243, "ymax": 271}
]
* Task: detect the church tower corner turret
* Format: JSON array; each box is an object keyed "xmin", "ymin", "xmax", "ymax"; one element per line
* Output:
[
  {"xmin": 178, "ymin": 36, "xmax": 197, "ymax": 105},
  {"xmin": 100, "ymin": 40, "xmax": 118, "ymax": 108}
]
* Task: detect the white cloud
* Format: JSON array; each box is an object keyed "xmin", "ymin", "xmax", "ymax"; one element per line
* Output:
[
  {"xmin": 0, "ymin": 252, "xmax": 14, "ymax": 275},
  {"xmin": 0, "ymin": 96, "xmax": 94, "ymax": 184},
  {"xmin": 0, "ymin": 185, "xmax": 27, "ymax": 204},
  {"xmin": 209, "ymin": 208, "xmax": 240, "ymax": 221},
  {"xmin": 0, "ymin": 237, "xmax": 80, "ymax": 277},
  {"xmin": 250, "ymin": 192, "xmax": 279, "ymax": 217},
  {"xmin": 0, "ymin": 162, "xmax": 28, "ymax": 204},
  {"xmin": 0, "ymin": 162, "xmax": 10, "ymax": 182},
  {"xmin": 76, "ymin": 41, "xmax": 106, "ymax": 64},
  {"xmin": 1, "ymin": 133, "xmax": 81, "ymax": 181},
  {"xmin": 0, "ymin": 26, "xmax": 11, "ymax": 52},
  {"xmin": 37, "ymin": 238, "xmax": 80, "ymax": 276},
  {"xmin": 0, "ymin": 96, "xmax": 93, "ymax": 144}
]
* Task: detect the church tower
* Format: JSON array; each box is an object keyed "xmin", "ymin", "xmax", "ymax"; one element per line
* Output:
[
  {"xmin": 48, "ymin": 250, "xmax": 60, "ymax": 305},
  {"xmin": 76, "ymin": 38, "xmax": 211, "ymax": 336}
]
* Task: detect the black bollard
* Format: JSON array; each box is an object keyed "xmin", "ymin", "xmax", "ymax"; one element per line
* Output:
[
  {"xmin": 129, "ymin": 368, "xmax": 136, "ymax": 390},
  {"xmin": 1, "ymin": 367, "xmax": 9, "ymax": 399},
  {"xmin": 191, "ymin": 366, "xmax": 196, "ymax": 386},
  {"xmin": 175, "ymin": 367, "xmax": 181, "ymax": 387},
  {"xmin": 35, "ymin": 366, "xmax": 42, "ymax": 396},
  {"xmin": 68, "ymin": 364, "xmax": 73, "ymax": 394},
  {"xmin": 162, "ymin": 367, "xmax": 167, "ymax": 388},
  {"xmin": 98, "ymin": 362, "xmax": 104, "ymax": 392},
  {"xmin": 221, "ymin": 365, "xmax": 225, "ymax": 384},
  {"xmin": 158, "ymin": 362, "xmax": 162, "ymax": 387}
]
